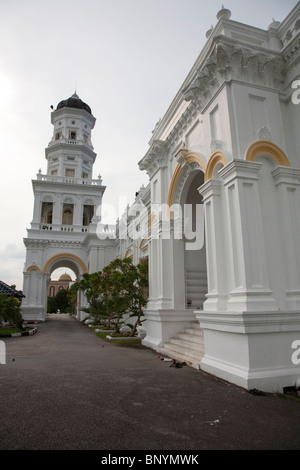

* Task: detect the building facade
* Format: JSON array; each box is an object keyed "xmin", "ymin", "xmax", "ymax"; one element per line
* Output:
[
  {"xmin": 48, "ymin": 273, "xmax": 74, "ymax": 297},
  {"xmin": 124, "ymin": 4, "xmax": 300, "ymax": 392}
]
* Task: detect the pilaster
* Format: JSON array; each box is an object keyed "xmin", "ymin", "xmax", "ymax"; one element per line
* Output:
[
  {"xmin": 199, "ymin": 178, "xmax": 228, "ymax": 311},
  {"xmin": 219, "ymin": 159, "xmax": 278, "ymax": 312},
  {"xmin": 272, "ymin": 166, "xmax": 300, "ymax": 309}
]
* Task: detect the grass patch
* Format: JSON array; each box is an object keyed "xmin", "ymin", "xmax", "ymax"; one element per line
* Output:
[
  {"xmin": 109, "ymin": 338, "xmax": 148, "ymax": 349},
  {"xmin": 277, "ymin": 392, "xmax": 300, "ymax": 403},
  {"xmin": 95, "ymin": 331, "xmax": 110, "ymax": 340},
  {"xmin": 0, "ymin": 327, "xmax": 33, "ymax": 335},
  {"xmin": 93, "ymin": 329, "xmax": 148, "ymax": 348},
  {"xmin": 85, "ymin": 323, "xmax": 149, "ymax": 349}
]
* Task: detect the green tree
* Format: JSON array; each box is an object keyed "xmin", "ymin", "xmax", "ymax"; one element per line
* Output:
[
  {"xmin": 67, "ymin": 282, "xmax": 79, "ymax": 315},
  {"xmin": 0, "ymin": 294, "xmax": 23, "ymax": 328},
  {"xmin": 79, "ymin": 272, "xmax": 113, "ymax": 327},
  {"xmin": 47, "ymin": 289, "xmax": 72, "ymax": 313},
  {"xmin": 47, "ymin": 295, "xmax": 57, "ymax": 313},
  {"xmin": 79, "ymin": 257, "xmax": 149, "ymax": 335}
]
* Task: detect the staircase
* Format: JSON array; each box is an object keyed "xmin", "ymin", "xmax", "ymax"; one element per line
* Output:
[
  {"xmin": 186, "ymin": 269, "xmax": 207, "ymax": 310},
  {"xmin": 158, "ymin": 323, "xmax": 205, "ymax": 370}
]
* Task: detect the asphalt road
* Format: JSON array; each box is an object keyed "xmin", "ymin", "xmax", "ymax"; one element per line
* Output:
[{"xmin": 0, "ymin": 314, "xmax": 299, "ymax": 452}]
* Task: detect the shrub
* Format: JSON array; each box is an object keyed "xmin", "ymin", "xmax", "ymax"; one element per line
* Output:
[{"xmin": 0, "ymin": 294, "xmax": 23, "ymax": 328}]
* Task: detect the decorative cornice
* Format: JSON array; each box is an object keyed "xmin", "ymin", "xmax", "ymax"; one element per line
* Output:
[
  {"xmin": 183, "ymin": 39, "xmax": 286, "ymax": 109},
  {"xmin": 23, "ymin": 238, "xmax": 84, "ymax": 249},
  {"xmin": 166, "ymin": 101, "xmax": 200, "ymax": 149},
  {"xmin": 139, "ymin": 140, "xmax": 169, "ymax": 178},
  {"xmin": 23, "ymin": 239, "xmax": 49, "ymax": 248},
  {"xmin": 282, "ymin": 36, "xmax": 300, "ymax": 66}
]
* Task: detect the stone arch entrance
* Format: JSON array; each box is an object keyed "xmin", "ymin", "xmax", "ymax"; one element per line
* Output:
[
  {"xmin": 22, "ymin": 251, "xmax": 88, "ymax": 322},
  {"xmin": 181, "ymin": 170, "xmax": 207, "ymax": 310},
  {"xmin": 171, "ymin": 162, "xmax": 207, "ymax": 311},
  {"xmin": 44, "ymin": 254, "xmax": 88, "ymax": 321}
]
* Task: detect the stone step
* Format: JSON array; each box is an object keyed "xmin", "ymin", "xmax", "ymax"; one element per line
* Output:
[
  {"xmin": 185, "ymin": 327, "xmax": 204, "ymax": 337},
  {"xmin": 169, "ymin": 338, "xmax": 205, "ymax": 354},
  {"xmin": 159, "ymin": 345, "xmax": 204, "ymax": 370},
  {"xmin": 158, "ymin": 325, "xmax": 205, "ymax": 369},
  {"xmin": 177, "ymin": 332, "xmax": 204, "ymax": 344}
]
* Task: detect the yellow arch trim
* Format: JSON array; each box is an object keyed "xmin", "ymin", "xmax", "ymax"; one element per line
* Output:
[
  {"xmin": 185, "ymin": 152, "xmax": 206, "ymax": 171},
  {"xmin": 167, "ymin": 152, "xmax": 206, "ymax": 207},
  {"xmin": 246, "ymin": 141, "xmax": 290, "ymax": 167},
  {"xmin": 27, "ymin": 265, "xmax": 41, "ymax": 273},
  {"xmin": 124, "ymin": 248, "xmax": 133, "ymax": 259},
  {"xmin": 167, "ymin": 163, "xmax": 182, "ymax": 208},
  {"xmin": 205, "ymin": 151, "xmax": 228, "ymax": 182},
  {"xmin": 139, "ymin": 238, "xmax": 149, "ymax": 251},
  {"xmin": 148, "ymin": 211, "xmax": 158, "ymax": 228},
  {"xmin": 43, "ymin": 253, "xmax": 88, "ymax": 274}
]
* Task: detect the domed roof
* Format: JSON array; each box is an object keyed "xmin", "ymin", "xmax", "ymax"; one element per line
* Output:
[
  {"xmin": 59, "ymin": 273, "xmax": 72, "ymax": 281},
  {"xmin": 56, "ymin": 93, "xmax": 92, "ymax": 114}
]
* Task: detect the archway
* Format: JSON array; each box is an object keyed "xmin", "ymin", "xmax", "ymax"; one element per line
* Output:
[
  {"xmin": 43, "ymin": 253, "xmax": 88, "ymax": 320},
  {"xmin": 180, "ymin": 170, "xmax": 207, "ymax": 310},
  {"xmin": 169, "ymin": 159, "xmax": 207, "ymax": 311}
]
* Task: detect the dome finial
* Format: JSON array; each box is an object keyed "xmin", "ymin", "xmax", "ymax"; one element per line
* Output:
[
  {"xmin": 217, "ymin": 5, "xmax": 231, "ymax": 20},
  {"xmin": 268, "ymin": 18, "xmax": 281, "ymax": 30}
]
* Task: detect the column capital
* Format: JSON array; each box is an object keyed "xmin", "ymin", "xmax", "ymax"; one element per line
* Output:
[
  {"xmin": 219, "ymin": 159, "xmax": 262, "ymax": 186},
  {"xmin": 272, "ymin": 166, "xmax": 300, "ymax": 186},
  {"xmin": 198, "ymin": 179, "xmax": 222, "ymax": 202}
]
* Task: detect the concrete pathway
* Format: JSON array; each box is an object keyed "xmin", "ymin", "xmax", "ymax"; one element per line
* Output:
[{"xmin": 0, "ymin": 314, "xmax": 299, "ymax": 450}]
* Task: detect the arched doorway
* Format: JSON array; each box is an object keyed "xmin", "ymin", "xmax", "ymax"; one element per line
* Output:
[
  {"xmin": 180, "ymin": 170, "xmax": 207, "ymax": 310},
  {"xmin": 43, "ymin": 254, "xmax": 87, "ymax": 320},
  {"xmin": 168, "ymin": 157, "xmax": 207, "ymax": 312}
]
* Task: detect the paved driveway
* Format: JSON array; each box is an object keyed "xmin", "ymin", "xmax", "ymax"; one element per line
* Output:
[{"xmin": 0, "ymin": 314, "xmax": 299, "ymax": 451}]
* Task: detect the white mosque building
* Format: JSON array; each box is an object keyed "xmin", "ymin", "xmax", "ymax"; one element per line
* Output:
[{"xmin": 22, "ymin": 3, "xmax": 300, "ymax": 393}]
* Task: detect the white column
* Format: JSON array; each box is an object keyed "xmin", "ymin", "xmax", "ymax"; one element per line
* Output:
[
  {"xmin": 52, "ymin": 193, "xmax": 62, "ymax": 230},
  {"xmin": 199, "ymin": 179, "xmax": 228, "ymax": 311},
  {"xmin": 73, "ymin": 195, "xmax": 83, "ymax": 232},
  {"xmin": 219, "ymin": 160, "xmax": 278, "ymax": 312},
  {"xmin": 272, "ymin": 167, "xmax": 300, "ymax": 310},
  {"xmin": 31, "ymin": 191, "xmax": 42, "ymax": 229},
  {"xmin": 147, "ymin": 219, "xmax": 173, "ymax": 310}
]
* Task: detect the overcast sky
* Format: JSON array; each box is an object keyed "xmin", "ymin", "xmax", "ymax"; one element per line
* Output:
[{"xmin": 0, "ymin": 0, "xmax": 297, "ymax": 288}]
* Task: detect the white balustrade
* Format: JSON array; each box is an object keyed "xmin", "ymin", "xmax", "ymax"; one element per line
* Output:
[{"xmin": 36, "ymin": 173, "xmax": 102, "ymax": 186}]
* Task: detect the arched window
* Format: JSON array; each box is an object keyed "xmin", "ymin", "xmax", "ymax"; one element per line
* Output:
[
  {"xmin": 49, "ymin": 285, "xmax": 55, "ymax": 297},
  {"xmin": 62, "ymin": 204, "xmax": 74, "ymax": 225}
]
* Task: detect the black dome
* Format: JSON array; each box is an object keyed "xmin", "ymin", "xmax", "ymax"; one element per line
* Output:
[{"xmin": 56, "ymin": 93, "xmax": 92, "ymax": 114}]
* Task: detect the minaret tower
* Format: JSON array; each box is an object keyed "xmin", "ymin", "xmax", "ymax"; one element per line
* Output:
[{"xmin": 22, "ymin": 93, "xmax": 116, "ymax": 321}]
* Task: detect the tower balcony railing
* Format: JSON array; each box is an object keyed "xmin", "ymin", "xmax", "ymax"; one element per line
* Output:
[
  {"xmin": 34, "ymin": 221, "xmax": 115, "ymax": 237},
  {"xmin": 38, "ymin": 223, "xmax": 91, "ymax": 233},
  {"xmin": 48, "ymin": 137, "xmax": 93, "ymax": 148},
  {"xmin": 36, "ymin": 173, "xmax": 103, "ymax": 186}
]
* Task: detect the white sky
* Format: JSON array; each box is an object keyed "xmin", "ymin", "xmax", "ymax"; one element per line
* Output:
[{"xmin": 0, "ymin": 0, "xmax": 297, "ymax": 288}]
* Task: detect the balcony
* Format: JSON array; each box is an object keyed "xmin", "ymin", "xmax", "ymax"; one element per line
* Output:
[
  {"xmin": 48, "ymin": 136, "xmax": 93, "ymax": 149},
  {"xmin": 36, "ymin": 173, "xmax": 103, "ymax": 186},
  {"xmin": 39, "ymin": 223, "xmax": 90, "ymax": 233}
]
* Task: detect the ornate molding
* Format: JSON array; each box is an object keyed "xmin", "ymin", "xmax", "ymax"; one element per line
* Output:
[
  {"xmin": 23, "ymin": 239, "xmax": 49, "ymax": 248},
  {"xmin": 139, "ymin": 140, "xmax": 169, "ymax": 178},
  {"xmin": 183, "ymin": 40, "xmax": 286, "ymax": 109},
  {"xmin": 23, "ymin": 238, "xmax": 84, "ymax": 249},
  {"xmin": 166, "ymin": 101, "xmax": 200, "ymax": 149},
  {"xmin": 172, "ymin": 161, "xmax": 203, "ymax": 205}
]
